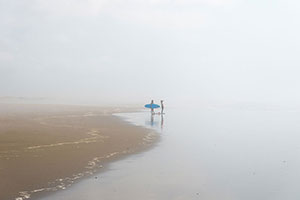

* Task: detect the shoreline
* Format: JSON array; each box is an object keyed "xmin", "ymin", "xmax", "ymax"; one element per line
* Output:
[{"xmin": 0, "ymin": 104, "xmax": 158, "ymax": 200}]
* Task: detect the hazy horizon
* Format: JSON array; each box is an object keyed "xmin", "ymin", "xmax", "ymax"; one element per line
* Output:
[{"xmin": 2, "ymin": 0, "xmax": 300, "ymax": 106}]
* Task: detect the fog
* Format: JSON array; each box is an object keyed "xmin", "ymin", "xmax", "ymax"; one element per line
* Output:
[{"xmin": 1, "ymin": 0, "xmax": 300, "ymax": 106}]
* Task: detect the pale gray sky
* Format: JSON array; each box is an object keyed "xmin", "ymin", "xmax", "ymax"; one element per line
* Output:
[{"xmin": 1, "ymin": 0, "xmax": 300, "ymax": 106}]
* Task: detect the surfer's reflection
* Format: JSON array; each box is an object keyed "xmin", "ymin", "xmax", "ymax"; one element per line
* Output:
[
  {"xmin": 150, "ymin": 113, "xmax": 154, "ymax": 126},
  {"xmin": 161, "ymin": 114, "xmax": 164, "ymax": 130},
  {"xmin": 148, "ymin": 113, "xmax": 164, "ymax": 130}
]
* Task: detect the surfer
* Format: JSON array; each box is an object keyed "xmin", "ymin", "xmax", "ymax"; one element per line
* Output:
[
  {"xmin": 160, "ymin": 100, "xmax": 164, "ymax": 114},
  {"xmin": 150, "ymin": 100, "xmax": 154, "ymax": 114}
]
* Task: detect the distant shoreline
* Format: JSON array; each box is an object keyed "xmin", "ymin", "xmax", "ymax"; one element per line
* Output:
[{"xmin": 0, "ymin": 104, "xmax": 158, "ymax": 200}]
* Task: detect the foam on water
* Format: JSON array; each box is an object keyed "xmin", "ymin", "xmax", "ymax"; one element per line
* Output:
[{"xmin": 26, "ymin": 129, "xmax": 107, "ymax": 150}]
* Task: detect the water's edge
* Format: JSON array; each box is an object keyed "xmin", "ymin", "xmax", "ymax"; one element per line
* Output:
[{"xmin": 15, "ymin": 111, "xmax": 159, "ymax": 200}]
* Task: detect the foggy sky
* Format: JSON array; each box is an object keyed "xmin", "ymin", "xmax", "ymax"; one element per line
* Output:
[{"xmin": 1, "ymin": 0, "xmax": 300, "ymax": 106}]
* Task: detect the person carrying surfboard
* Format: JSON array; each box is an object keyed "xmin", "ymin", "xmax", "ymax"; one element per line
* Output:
[
  {"xmin": 150, "ymin": 100, "xmax": 154, "ymax": 114},
  {"xmin": 144, "ymin": 101, "xmax": 160, "ymax": 113},
  {"xmin": 160, "ymin": 100, "xmax": 164, "ymax": 114}
]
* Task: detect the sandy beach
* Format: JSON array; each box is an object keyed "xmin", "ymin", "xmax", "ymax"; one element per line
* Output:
[{"xmin": 0, "ymin": 104, "xmax": 158, "ymax": 200}]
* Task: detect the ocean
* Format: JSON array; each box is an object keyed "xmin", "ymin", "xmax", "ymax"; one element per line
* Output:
[{"xmin": 40, "ymin": 107, "xmax": 300, "ymax": 200}]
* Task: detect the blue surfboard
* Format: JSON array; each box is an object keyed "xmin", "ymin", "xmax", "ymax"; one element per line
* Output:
[{"xmin": 144, "ymin": 104, "xmax": 160, "ymax": 109}]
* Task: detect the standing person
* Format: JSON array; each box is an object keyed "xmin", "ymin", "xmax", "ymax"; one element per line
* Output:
[
  {"xmin": 160, "ymin": 100, "xmax": 164, "ymax": 114},
  {"xmin": 150, "ymin": 100, "xmax": 154, "ymax": 114}
]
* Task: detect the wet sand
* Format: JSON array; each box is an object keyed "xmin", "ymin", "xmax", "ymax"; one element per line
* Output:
[{"xmin": 0, "ymin": 104, "xmax": 157, "ymax": 200}]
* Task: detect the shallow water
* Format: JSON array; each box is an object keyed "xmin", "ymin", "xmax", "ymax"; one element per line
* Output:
[{"xmin": 40, "ymin": 107, "xmax": 300, "ymax": 200}]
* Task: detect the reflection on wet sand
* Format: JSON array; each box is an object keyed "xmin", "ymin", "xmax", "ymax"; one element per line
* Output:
[
  {"xmin": 161, "ymin": 114, "xmax": 164, "ymax": 130},
  {"xmin": 147, "ymin": 113, "xmax": 164, "ymax": 130}
]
